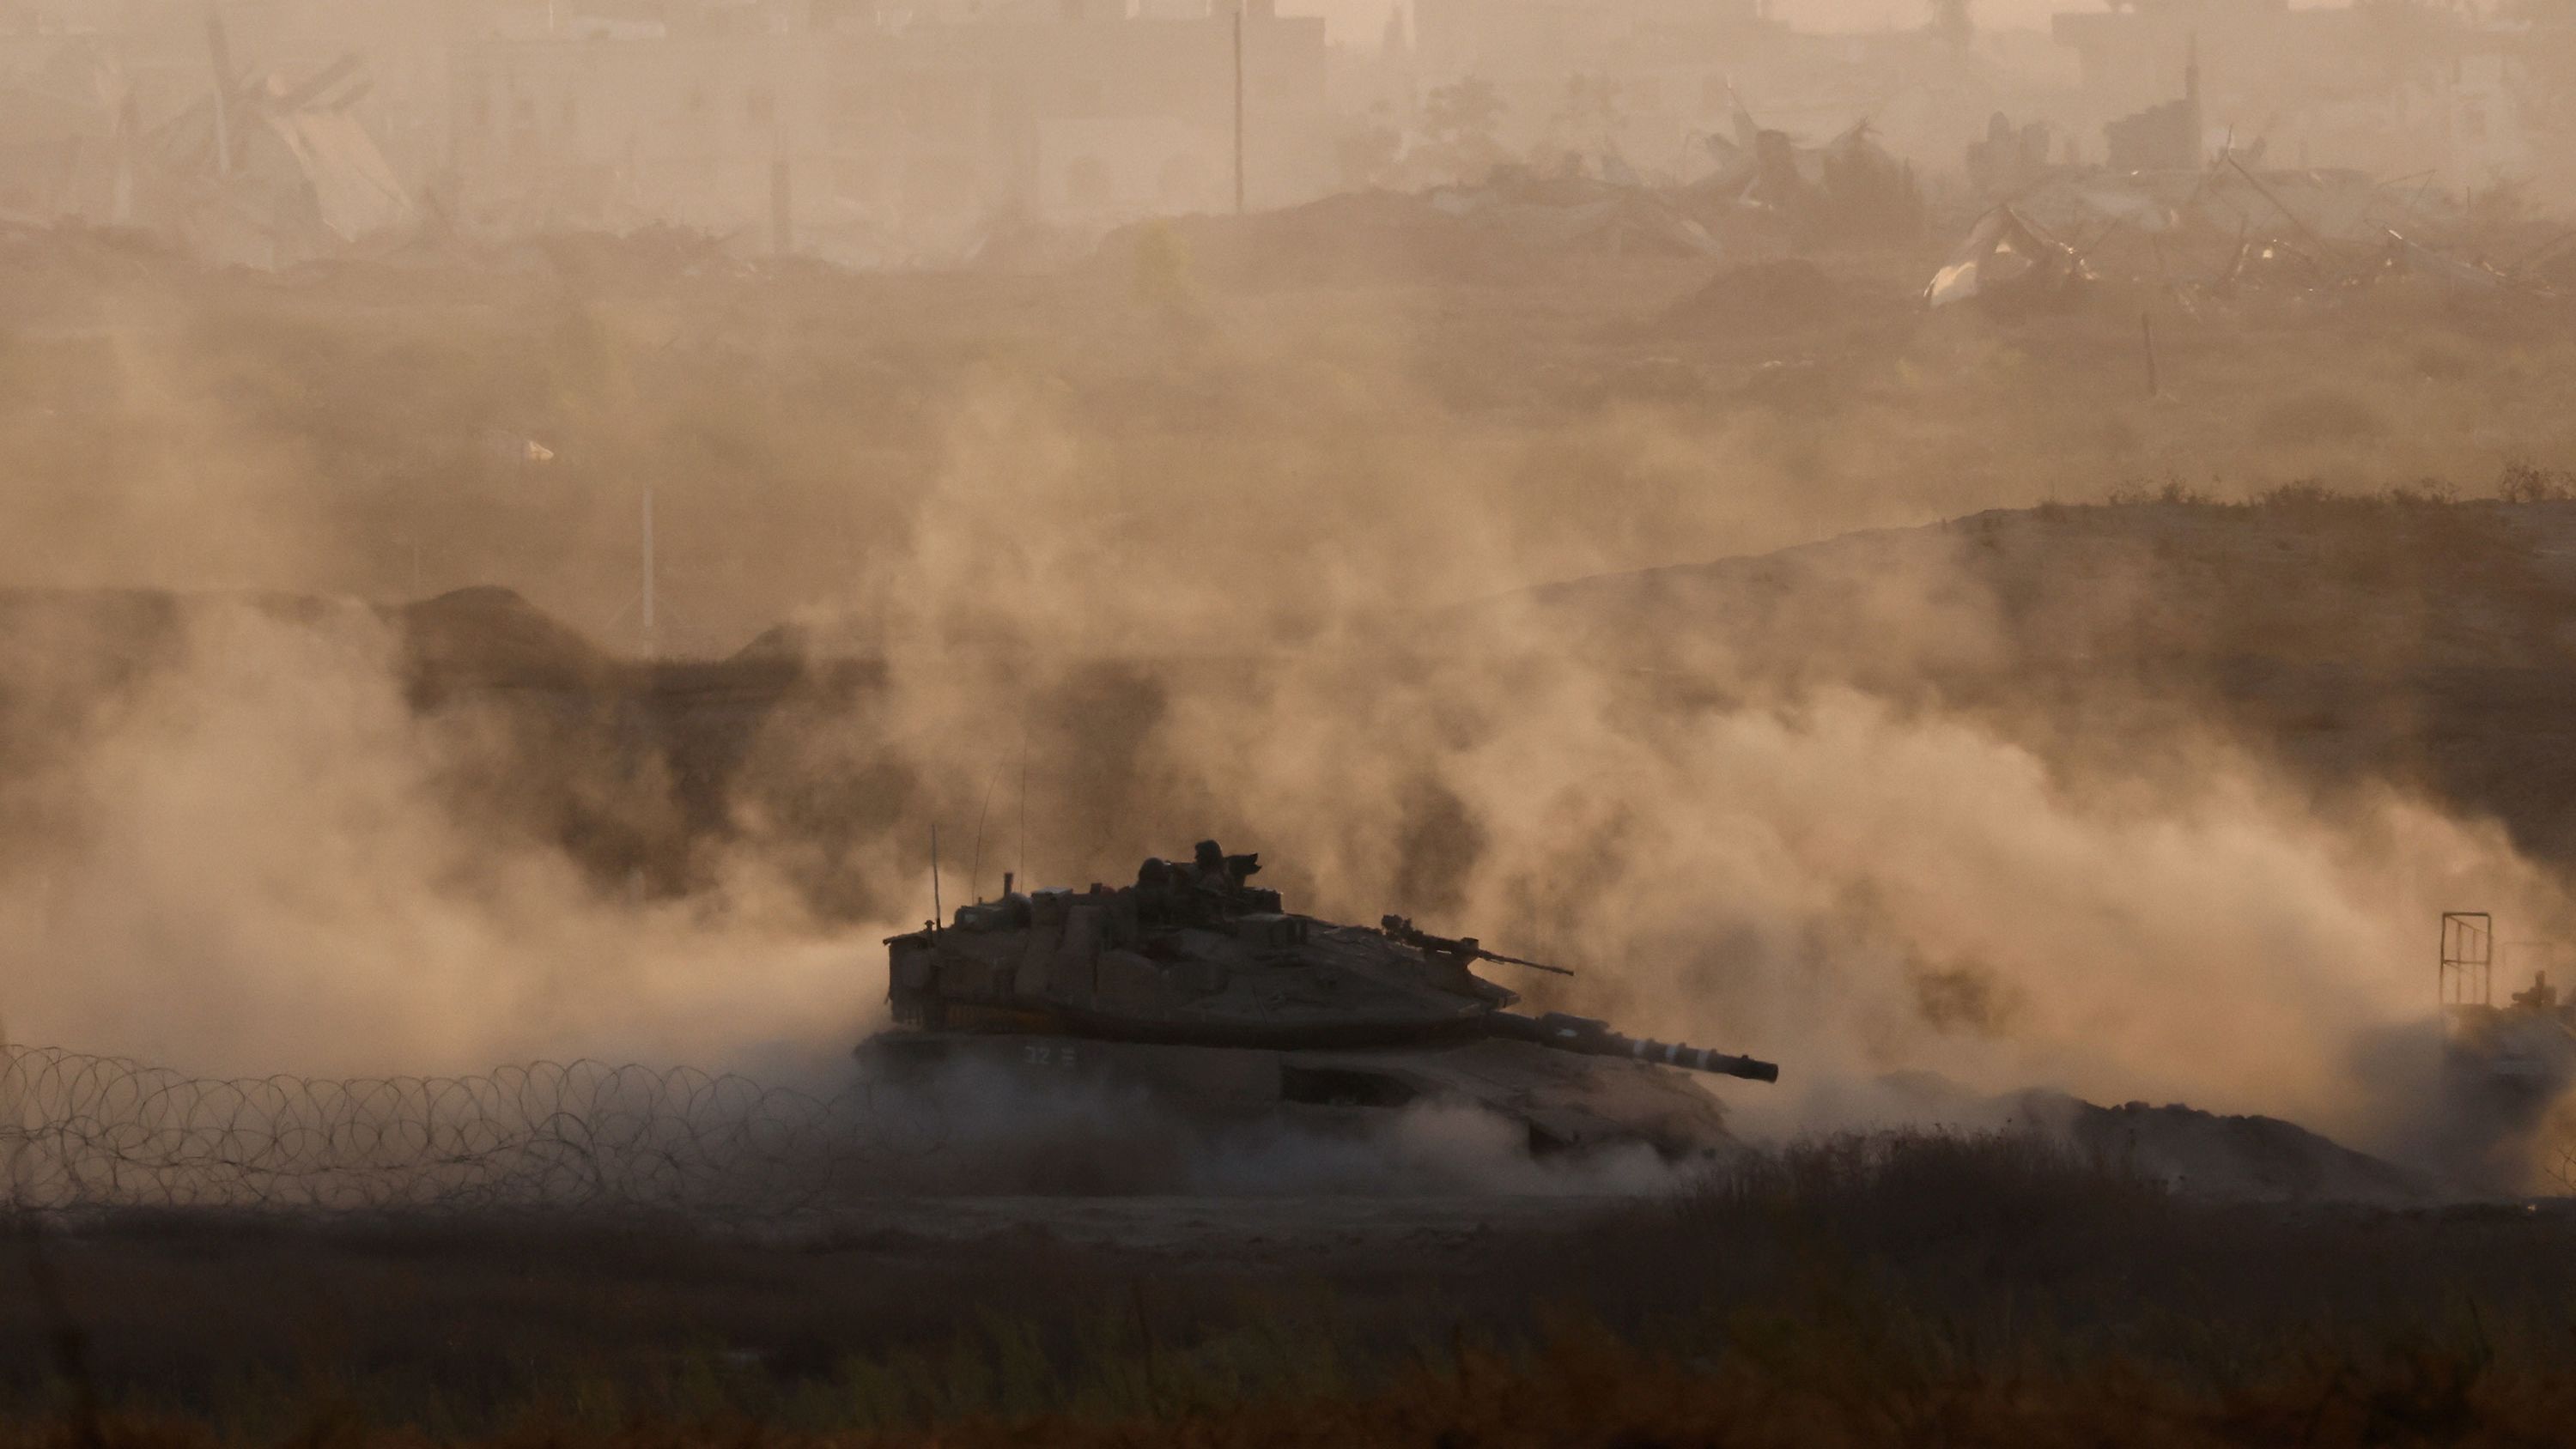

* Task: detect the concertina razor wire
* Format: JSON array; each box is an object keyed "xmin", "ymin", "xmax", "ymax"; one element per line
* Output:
[{"xmin": 0, "ymin": 1042, "xmax": 948, "ymax": 1216}]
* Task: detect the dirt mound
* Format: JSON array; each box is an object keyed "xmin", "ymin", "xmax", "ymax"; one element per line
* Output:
[
  {"xmin": 1096, "ymin": 191, "xmax": 1470, "ymax": 290},
  {"xmin": 0, "ymin": 223, "xmax": 192, "ymax": 327},
  {"xmin": 1822, "ymin": 1073, "xmax": 2446, "ymax": 1204},
  {"xmin": 1097, "ymin": 179, "xmax": 1720, "ymax": 291},
  {"xmin": 1510, "ymin": 498, "xmax": 2576, "ymax": 676},
  {"xmin": 1656, "ymin": 258, "xmax": 1878, "ymax": 336},
  {"xmin": 0, "ymin": 588, "xmax": 364, "ymax": 682},
  {"xmin": 392, "ymin": 586, "xmax": 612, "ymax": 693},
  {"xmin": 2015, "ymin": 1090, "xmax": 2443, "ymax": 1205},
  {"xmin": 0, "ymin": 585, "xmax": 605, "ymax": 695},
  {"xmin": 1470, "ymin": 498, "xmax": 2576, "ymax": 864},
  {"xmin": 0, "ymin": 586, "xmax": 188, "ymax": 662}
]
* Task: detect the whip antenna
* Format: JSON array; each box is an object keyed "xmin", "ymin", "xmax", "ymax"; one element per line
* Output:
[
  {"xmin": 930, "ymin": 823, "xmax": 942, "ymax": 932},
  {"xmin": 970, "ymin": 763, "xmax": 1002, "ymax": 904}
]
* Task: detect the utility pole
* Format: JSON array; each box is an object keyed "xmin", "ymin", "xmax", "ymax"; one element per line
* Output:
[
  {"xmin": 112, "ymin": 95, "xmax": 136, "ymax": 223},
  {"xmin": 1231, "ymin": 0, "xmax": 1245, "ymax": 215},
  {"xmin": 204, "ymin": 3, "xmax": 234, "ymax": 179},
  {"xmin": 768, "ymin": 27, "xmax": 793, "ymax": 256},
  {"xmin": 771, "ymin": 155, "xmax": 793, "ymax": 256},
  {"xmin": 639, "ymin": 482, "xmax": 657, "ymax": 654}
]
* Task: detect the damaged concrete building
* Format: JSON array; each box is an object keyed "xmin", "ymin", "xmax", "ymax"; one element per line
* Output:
[
  {"xmin": 2054, "ymin": 0, "xmax": 2573, "ymax": 203},
  {"xmin": 1411, "ymin": 0, "xmax": 1775, "ymax": 180},
  {"xmin": 0, "ymin": 8, "xmax": 418, "ymax": 267},
  {"xmin": 2098, "ymin": 40, "xmax": 2199, "ymax": 172},
  {"xmin": 1409, "ymin": 0, "xmax": 2058, "ymax": 198},
  {"xmin": 446, "ymin": 0, "xmax": 1334, "ymax": 262}
]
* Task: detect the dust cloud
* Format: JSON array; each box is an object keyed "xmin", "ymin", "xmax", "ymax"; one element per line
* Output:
[
  {"xmin": 840, "ymin": 623, "xmax": 2555, "ymax": 1160},
  {"xmin": 0, "ymin": 601, "xmax": 878, "ymax": 1076},
  {"xmin": 0, "ymin": 266, "xmax": 2563, "ymax": 1190},
  {"xmin": 863, "ymin": 1058, "xmax": 1693, "ymax": 1197}
]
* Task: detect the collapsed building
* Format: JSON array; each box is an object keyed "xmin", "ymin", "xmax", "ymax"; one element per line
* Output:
[
  {"xmin": 1410, "ymin": 0, "xmax": 2043, "ymax": 196},
  {"xmin": 0, "ymin": 21, "xmax": 414, "ymax": 267},
  {"xmin": 2099, "ymin": 40, "xmax": 2200, "ymax": 173},
  {"xmin": 1930, "ymin": 18, "xmax": 2558, "ymax": 312},
  {"xmin": 1965, "ymin": 112, "xmax": 2057, "ymax": 201},
  {"xmin": 0, "ymin": 0, "xmax": 1333, "ymax": 267},
  {"xmin": 1925, "ymin": 203, "xmax": 2084, "ymax": 312},
  {"xmin": 4, "ymin": 0, "xmax": 2573, "ymax": 270},
  {"xmin": 1692, "ymin": 112, "xmax": 1923, "ymax": 249},
  {"xmin": 1928, "ymin": 154, "xmax": 2537, "ymax": 315},
  {"xmin": 2053, "ymin": 0, "xmax": 2568, "ymax": 205},
  {"xmin": 446, "ymin": 0, "xmax": 1334, "ymax": 263}
]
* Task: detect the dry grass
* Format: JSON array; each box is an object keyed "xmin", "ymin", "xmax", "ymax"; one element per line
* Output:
[
  {"xmin": 13, "ymin": 1343, "xmax": 2576, "ymax": 1449},
  {"xmin": 4, "ymin": 1133, "xmax": 2573, "ymax": 1445}
]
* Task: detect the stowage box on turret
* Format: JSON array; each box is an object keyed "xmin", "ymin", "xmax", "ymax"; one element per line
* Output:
[{"xmin": 860, "ymin": 840, "xmax": 1777, "ymax": 1158}]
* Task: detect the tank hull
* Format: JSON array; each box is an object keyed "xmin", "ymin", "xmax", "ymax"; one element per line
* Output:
[{"xmin": 858, "ymin": 1029, "xmax": 1737, "ymax": 1161}]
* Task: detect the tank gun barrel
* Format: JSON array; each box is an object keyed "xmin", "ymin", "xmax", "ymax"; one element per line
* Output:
[
  {"xmin": 1491, "ymin": 1011, "xmax": 1779, "ymax": 1083},
  {"xmin": 1380, "ymin": 916, "xmax": 1575, "ymax": 976}
]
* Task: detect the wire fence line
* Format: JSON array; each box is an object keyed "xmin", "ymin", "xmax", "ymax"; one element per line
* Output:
[{"xmin": 0, "ymin": 1043, "xmax": 945, "ymax": 1216}]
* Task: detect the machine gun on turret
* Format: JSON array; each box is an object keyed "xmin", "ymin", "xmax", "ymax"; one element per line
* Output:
[{"xmin": 1380, "ymin": 916, "xmax": 1576, "ymax": 977}]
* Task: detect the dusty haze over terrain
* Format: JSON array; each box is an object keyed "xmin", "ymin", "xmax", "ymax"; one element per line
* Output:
[
  {"xmin": 4, "ymin": 0, "xmax": 2576, "ymax": 1203},
  {"xmin": 3, "ymin": 251, "xmax": 2571, "ymax": 1194},
  {"xmin": 14, "ymin": 3, "xmax": 2576, "ymax": 1442}
]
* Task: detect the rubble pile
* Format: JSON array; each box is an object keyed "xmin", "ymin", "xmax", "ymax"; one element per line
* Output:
[
  {"xmin": 1094, "ymin": 174, "xmax": 1721, "ymax": 290},
  {"xmin": 1931, "ymin": 160, "xmax": 2558, "ymax": 316},
  {"xmin": 1655, "ymin": 258, "xmax": 1882, "ymax": 336}
]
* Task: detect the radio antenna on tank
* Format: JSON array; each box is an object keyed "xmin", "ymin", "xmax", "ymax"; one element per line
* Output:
[{"xmin": 970, "ymin": 765, "xmax": 1002, "ymax": 904}]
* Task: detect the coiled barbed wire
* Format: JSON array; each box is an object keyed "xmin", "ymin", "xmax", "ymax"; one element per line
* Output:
[{"xmin": 0, "ymin": 1043, "xmax": 946, "ymax": 1216}]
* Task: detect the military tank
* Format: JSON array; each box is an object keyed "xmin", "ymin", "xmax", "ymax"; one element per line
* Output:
[{"xmin": 860, "ymin": 840, "xmax": 1777, "ymax": 1159}]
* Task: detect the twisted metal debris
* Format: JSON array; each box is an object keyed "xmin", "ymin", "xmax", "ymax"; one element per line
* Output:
[{"xmin": 0, "ymin": 1044, "xmax": 939, "ymax": 1215}]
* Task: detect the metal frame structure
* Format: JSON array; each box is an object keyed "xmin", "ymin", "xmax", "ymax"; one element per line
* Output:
[{"xmin": 2440, "ymin": 910, "xmax": 2494, "ymax": 1009}]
